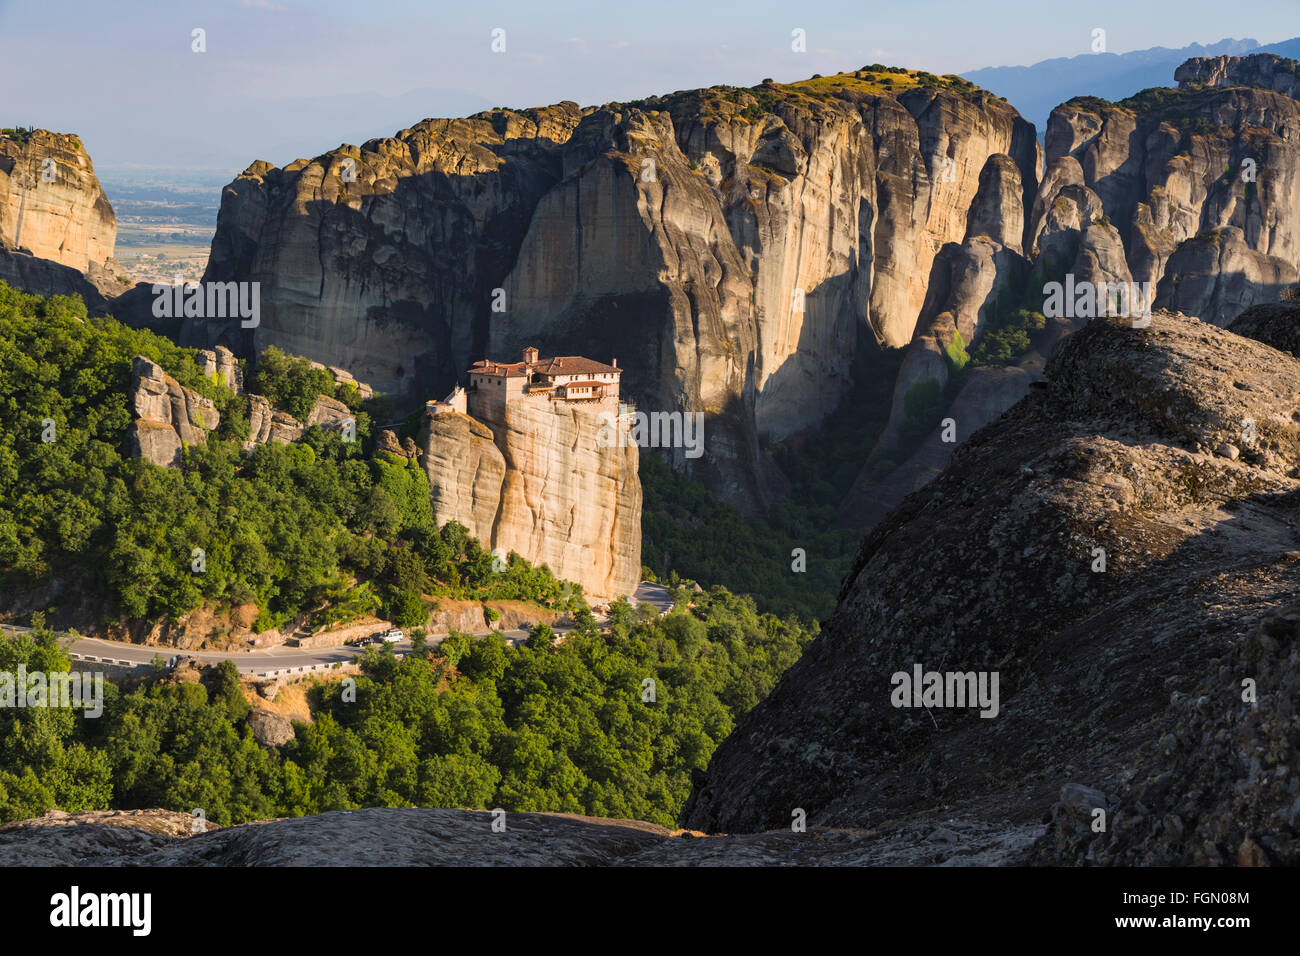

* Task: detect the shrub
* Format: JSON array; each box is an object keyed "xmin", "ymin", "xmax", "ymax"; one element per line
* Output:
[
  {"xmin": 944, "ymin": 329, "xmax": 971, "ymax": 371},
  {"xmin": 249, "ymin": 346, "xmax": 336, "ymax": 420}
]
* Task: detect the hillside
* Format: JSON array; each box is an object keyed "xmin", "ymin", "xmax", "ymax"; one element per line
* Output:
[
  {"xmin": 0, "ymin": 584, "xmax": 814, "ymax": 829},
  {"xmin": 10, "ymin": 305, "xmax": 1298, "ymax": 865},
  {"xmin": 682, "ymin": 307, "xmax": 1300, "ymax": 866},
  {"xmin": 0, "ymin": 282, "xmax": 585, "ymax": 645}
]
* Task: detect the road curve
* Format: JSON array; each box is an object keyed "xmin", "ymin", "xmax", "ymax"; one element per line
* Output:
[{"xmin": 0, "ymin": 583, "xmax": 676, "ymax": 678}]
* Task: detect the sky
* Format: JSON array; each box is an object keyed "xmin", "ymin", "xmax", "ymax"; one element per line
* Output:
[{"xmin": 2, "ymin": 0, "xmax": 1297, "ymax": 171}]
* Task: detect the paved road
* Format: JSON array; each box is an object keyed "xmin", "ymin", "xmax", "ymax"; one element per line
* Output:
[
  {"xmin": 2, "ymin": 621, "xmax": 529, "ymax": 676},
  {"xmin": 0, "ymin": 582, "xmax": 676, "ymax": 678},
  {"xmin": 60, "ymin": 629, "xmax": 536, "ymax": 678},
  {"xmin": 630, "ymin": 582, "xmax": 674, "ymax": 615}
]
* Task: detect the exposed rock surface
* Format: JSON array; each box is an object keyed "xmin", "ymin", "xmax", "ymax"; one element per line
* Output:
[
  {"xmin": 0, "ymin": 806, "xmax": 1042, "ymax": 866},
  {"xmin": 841, "ymin": 363, "xmax": 1038, "ymax": 529},
  {"xmin": 309, "ymin": 361, "xmax": 374, "ymax": 401},
  {"xmin": 244, "ymin": 392, "xmax": 352, "ymax": 448},
  {"xmin": 0, "ymin": 130, "xmax": 120, "ymax": 283},
  {"xmin": 1228, "ymin": 299, "xmax": 1300, "ymax": 355},
  {"xmin": 1045, "ymin": 54, "xmax": 1300, "ymax": 322},
  {"xmin": 1156, "ymin": 227, "xmax": 1298, "ymax": 325},
  {"xmin": 197, "ymin": 345, "xmax": 244, "ymax": 393},
  {"xmin": 376, "ymin": 428, "xmax": 420, "ymax": 459},
  {"xmin": 420, "ymin": 411, "xmax": 507, "ymax": 541},
  {"xmin": 0, "ymin": 808, "xmax": 668, "ymax": 866},
  {"xmin": 248, "ymin": 708, "xmax": 295, "ymax": 747},
  {"xmin": 681, "ymin": 311, "xmax": 1300, "ymax": 866},
  {"xmin": 420, "ymin": 397, "xmax": 641, "ymax": 601},
  {"xmin": 1175, "ymin": 51, "xmax": 1300, "ymax": 98},
  {"xmin": 193, "ymin": 75, "xmax": 1036, "ymax": 510},
  {"xmin": 126, "ymin": 356, "xmax": 220, "ymax": 467},
  {"xmin": 0, "ymin": 809, "xmax": 211, "ymax": 865},
  {"xmin": 0, "ymin": 243, "xmax": 112, "ymax": 311},
  {"xmin": 869, "ymin": 153, "xmax": 1033, "ymax": 463},
  {"xmin": 843, "ymin": 54, "xmax": 1300, "ymax": 531}
]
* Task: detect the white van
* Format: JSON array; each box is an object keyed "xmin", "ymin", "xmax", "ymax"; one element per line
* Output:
[{"xmin": 380, "ymin": 629, "xmax": 404, "ymax": 643}]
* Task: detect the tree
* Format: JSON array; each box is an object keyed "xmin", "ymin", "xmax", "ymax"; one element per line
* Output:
[
  {"xmin": 386, "ymin": 591, "xmax": 427, "ymax": 630},
  {"xmin": 249, "ymin": 345, "xmax": 335, "ymax": 420},
  {"xmin": 205, "ymin": 660, "xmax": 251, "ymax": 721},
  {"xmin": 438, "ymin": 631, "xmax": 472, "ymax": 668}
]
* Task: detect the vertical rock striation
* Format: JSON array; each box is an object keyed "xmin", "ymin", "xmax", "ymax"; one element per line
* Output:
[
  {"xmin": 0, "ymin": 129, "xmax": 126, "ymax": 299},
  {"xmin": 126, "ymin": 356, "xmax": 220, "ymax": 468},
  {"xmin": 195, "ymin": 73, "xmax": 1037, "ymax": 510},
  {"xmin": 420, "ymin": 398, "xmax": 641, "ymax": 602}
]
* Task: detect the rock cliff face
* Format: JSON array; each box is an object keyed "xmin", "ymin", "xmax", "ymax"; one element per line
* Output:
[
  {"xmin": 1175, "ymin": 51, "xmax": 1300, "ymax": 98},
  {"xmin": 244, "ymin": 392, "xmax": 352, "ymax": 448},
  {"xmin": 197, "ymin": 345, "xmax": 244, "ymax": 392},
  {"xmin": 682, "ymin": 309, "xmax": 1300, "ymax": 866},
  {"xmin": 0, "ymin": 129, "xmax": 126, "ymax": 299},
  {"xmin": 126, "ymin": 356, "xmax": 220, "ymax": 468},
  {"xmin": 840, "ymin": 54, "xmax": 1300, "ymax": 529},
  {"xmin": 195, "ymin": 72, "xmax": 1037, "ymax": 510},
  {"xmin": 1045, "ymin": 53, "xmax": 1300, "ymax": 321},
  {"xmin": 126, "ymin": 346, "xmax": 356, "ymax": 466},
  {"xmin": 420, "ymin": 397, "xmax": 641, "ymax": 602}
]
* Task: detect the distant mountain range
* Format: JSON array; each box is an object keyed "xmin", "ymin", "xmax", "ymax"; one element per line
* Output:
[{"xmin": 963, "ymin": 35, "xmax": 1300, "ymax": 134}]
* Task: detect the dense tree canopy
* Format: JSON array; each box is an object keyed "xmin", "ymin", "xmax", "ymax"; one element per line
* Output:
[
  {"xmin": 0, "ymin": 589, "xmax": 815, "ymax": 827},
  {"xmin": 0, "ymin": 282, "xmax": 818, "ymax": 828},
  {"xmin": 0, "ymin": 282, "xmax": 579, "ymax": 632}
]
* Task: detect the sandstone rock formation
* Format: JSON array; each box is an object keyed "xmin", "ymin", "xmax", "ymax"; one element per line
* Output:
[
  {"xmin": 309, "ymin": 360, "xmax": 374, "ymax": 401},
  {"xmin": 1175, "ymin": 51, "xmax": 1300, "ymax": 98},
  {"xmin": 125, "ymin": 343, "xmax": 363, "ymax": 469},
  {"xmin": 248, "ymin": 708, "xmax": 295, "ymax": 748},
  {"xmin": 869, "ymin": 153, "xmax": 1034, "ymax": 461},
  {"xmin": 1045, "ymin": 54, "xmax": 1300, "ymax": 320},
  {"xmin": 376, "ymin": 428, "xmax": 420, "ymax": 459},
  {"xmin": 244, "ymin": 392, "xmax": 352, "ymax": 448},
  {"xmin": 842, "ymin": 54, "xmax": 1300, "ymax": 531},
  {"xmin": 171, "ymin": 55, "xmax": 1300, "ymax": 527},
  {"xmin": 126, "ymin": 356, "xmax": 220, "ymax": 467},
  {"xmin": 0, "ymin": 242, "xmax": 112, "ymax": 311},
  {"xmin": 682, "ymin": 310, "xmax": 1300, "ymax": 866},
  {"xmin": 840, "ymin": 363, "xmax": 1037, "ymax": 529},
  {"xmin": 0, "ymin": 129, "xmax": 127, "ymax": 300},
  {"xmin": 420, "ymin": 398, "xmax": 641, "ymax": 602},
  {"xmin": 193, "ymin": 73, "xmax": 1036, "ymax": 510},
  {"xmin": 1155, "ymin": 226, "xmax": 1298, "ymax": 325},
  {"xmin": 196, "ymin": 345, "xmax": 244, "ymax": 393}
]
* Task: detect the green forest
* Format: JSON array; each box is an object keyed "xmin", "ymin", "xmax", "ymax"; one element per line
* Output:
[
  {"xmin": 0, "ymin": 281, "xmax": 819, "ymax": 827},
  {"xmin": 0, "ymin": 591, "xmax": 814, "ymax": 827},
  {"xmin": 640, "ymin": 344, "xmax": 901, "ymax": 620},
  {"xmin": 0, "ymin": 282, "xmax": 580, "ymax": 635}
]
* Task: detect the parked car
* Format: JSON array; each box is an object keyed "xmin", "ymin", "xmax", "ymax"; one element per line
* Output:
[{"xmin": 380, "ymin": 629, "xmax": 404, "ymax": 643}]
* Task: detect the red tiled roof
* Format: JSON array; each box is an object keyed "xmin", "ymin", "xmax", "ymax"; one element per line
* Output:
[
  {"xmin": 468, "ymin": 353, "xmax": 621, "ymax": 377},
  {"xmin": 563, "ymin": 380, "xmax": 606, "ymax": 389}
]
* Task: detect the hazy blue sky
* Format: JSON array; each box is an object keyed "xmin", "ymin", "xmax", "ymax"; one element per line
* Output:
[{"xmin": 2, "ymin": 0, "xmax": 1297, "ymax": 170}]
